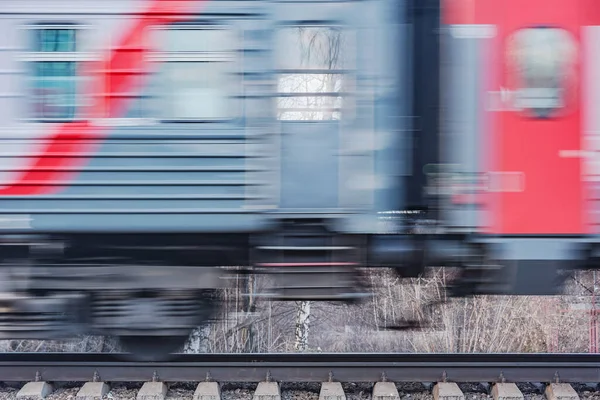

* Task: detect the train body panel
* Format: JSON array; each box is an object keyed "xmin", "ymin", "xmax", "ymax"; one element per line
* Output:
[
  {"xmin": 0, "ymin": 0, "xmax": 419, "ymax": 357},
  {"xmin": 581, "ymin": 9, "xmax": 600, "ymax": 235},
  {"xmin": 442, "ymin": 0, "xmax": 591, "ymax": 235},
  {"xmin": 0, "ymin": 0, "xmax": 409, "ymax": 234},
  {"xmin": 433, "ymin": 0, "xmax": 600, "ymax": 298},
  {"xmin": 490, "ymin": 0, "xmax": 584, "ymax": 235},
  {"xmin": 0, "ymin": 0, "xmax": 272, "ymax": 233},
  {"xmin": 439, "ymin": 22, "xmax": 493, "ymax": 232}
]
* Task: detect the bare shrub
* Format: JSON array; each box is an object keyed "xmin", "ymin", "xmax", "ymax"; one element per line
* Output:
[
  {"xmin": 1, "ymin": 268, "xmax": 596, "ymax": 354},
  {"xmin": 0, "ymin": 336, "xmax": 119, "ymax": 353}
]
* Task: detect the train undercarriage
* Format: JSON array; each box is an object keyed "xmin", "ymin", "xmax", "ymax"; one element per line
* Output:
[{"xmin": 0, "ymin": 217, "xmax": 594, "ymax": 360}]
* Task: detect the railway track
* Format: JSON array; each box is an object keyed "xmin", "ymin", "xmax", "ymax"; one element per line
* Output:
[
  {"xmin": 1, "ymin": 353, "xmax": 599, "ymax": 399},
  {"xmin": 0, "ymin": 353, "xmax": 599, "ymax": 382}
]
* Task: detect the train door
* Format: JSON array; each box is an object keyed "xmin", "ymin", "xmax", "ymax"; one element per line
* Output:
[
  {"xmin": 440, "ymin": 0, "xmax": 590, "ymax": 296},
  {"xmin": 443, "ymin": 0, "xmax": 584, "ymax": 235},
  {"xmin": 273, "ymin": 1, "xmax": 366, "ymax": 211},
  {"xmin": 487, "ymin": 0, "xmax": 583, "ymax": 234}
]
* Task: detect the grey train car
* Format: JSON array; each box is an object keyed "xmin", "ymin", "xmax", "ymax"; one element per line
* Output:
[{"xmin": 0, "ymin": 0, "xmax": 425, "ymax": 358}]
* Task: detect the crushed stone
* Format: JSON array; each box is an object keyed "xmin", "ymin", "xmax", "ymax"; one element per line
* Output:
[
  {"xmin": 105, "ymin": 383, "xmax": 144, "ymax": 400},
  {"xmin": 221, "ymin": 388, "xmax": 254, "ymax": 400}
]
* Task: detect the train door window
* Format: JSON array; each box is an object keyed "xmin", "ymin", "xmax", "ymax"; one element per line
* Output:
[
  {"xmin": 506, "ymin": 26, "xmax": 578, "ymax": 118},
  {"xmin": 276, "ymin": 26, "xmax": 353, "ymax": 121},
  {"xmin": 153, "ymin": 27, "xmax": 236, "ymax": 121},
  {"xmin": 27, "ymin": 26, "xmax": 82, "ymax": 121}
]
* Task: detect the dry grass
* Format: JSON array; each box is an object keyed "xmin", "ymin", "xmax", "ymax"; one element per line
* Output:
[{"xmin": 2, "ymin": 269, "xmax": 595, "ymax": 354}]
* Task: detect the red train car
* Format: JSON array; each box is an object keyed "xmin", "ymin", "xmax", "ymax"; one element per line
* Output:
[{"xmin": 436, "ymin": 0, "xmax": 600, "ymax": 296}]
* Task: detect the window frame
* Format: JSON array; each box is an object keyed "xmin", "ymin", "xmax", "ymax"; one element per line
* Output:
[
  {"xmin": 505, "ymin": 25, "xmax": 578, "ymax": 120},
  {"xmin": 148, "ymin": 24, "xmax": 240, "ymax": 123},
  {"xmin": 19, "ymin": 23, "xmax": 95, "ymax": 123},
  {"xmin": 275, "ymin": 23, "xmax": 355, "ymax": 122}
]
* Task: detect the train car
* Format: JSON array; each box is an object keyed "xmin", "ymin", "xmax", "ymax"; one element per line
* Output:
[
  {"xmin": 436, "ymin": 0, "xmax": 600, "ymax": 296},
  {"xmin": 4, "ymin": 0, "xmax": 597, "ymax": 359},
  {"xmin": 0, "ymin": 0, "xmax": 420, "ymax": 358}
]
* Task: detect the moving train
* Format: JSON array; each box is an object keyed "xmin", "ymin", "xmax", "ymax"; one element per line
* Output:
[{"xmin": 0, "ymin": 0, "xmax": 595, "ymax": 359}]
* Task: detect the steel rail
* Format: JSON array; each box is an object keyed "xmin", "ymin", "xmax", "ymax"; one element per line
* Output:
[{"xmin": 0, "ymin": 353, "xmax": 599, "ymax": 383}]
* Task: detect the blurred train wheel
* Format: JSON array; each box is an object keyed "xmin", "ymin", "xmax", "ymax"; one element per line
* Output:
[
  {"xmin": 119, "ymin": 335, "xmax": 189, "ymax": 361},
  {"xmin": 116, "ymin": 291, "xmax": 220, "ymax": 361}
]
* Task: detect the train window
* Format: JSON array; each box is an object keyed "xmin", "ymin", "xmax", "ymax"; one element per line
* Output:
[
  {"xmin": 154, "ymin": 27, "xmax": 236, "ymax": 121},
  {"xmin": 34, "ymin": 29, "xmax": 77, "ymax": 52},
  {"xmin": 28, "ymin": 27, "xmax": 80, "ymax": 121},
  {"xmin": 506, "ymin": 26, "xmax": 577, "ymax": 119},
  {"xmin": 276, "ymin": 26, "xmax": 352, "ymax": 121}
]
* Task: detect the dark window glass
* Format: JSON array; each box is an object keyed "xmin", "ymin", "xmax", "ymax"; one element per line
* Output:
[
  {"xmin": 35, "ymin": 29, "xmax": 76, "ymax": 52},
  {"xmin": 30, "ymin": 28, "xmax": 79, "ymax": 120},
  {"xmin": 31, "ymin": 61, "xmax": 77, "ymax": 119}
]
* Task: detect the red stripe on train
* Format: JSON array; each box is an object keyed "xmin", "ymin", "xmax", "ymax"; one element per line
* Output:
[{"xmin": 0, "ymin": 0, "xmax": 204, "ymax": 195}]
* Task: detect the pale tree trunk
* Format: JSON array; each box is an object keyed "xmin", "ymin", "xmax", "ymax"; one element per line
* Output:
[
  {"xmin": 240, "ymin": 274, "xmax": 256, "ymax": 352},
  {"xmin": 293, "ymin": 300, "xmax": 311, "ymax": 351}
]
